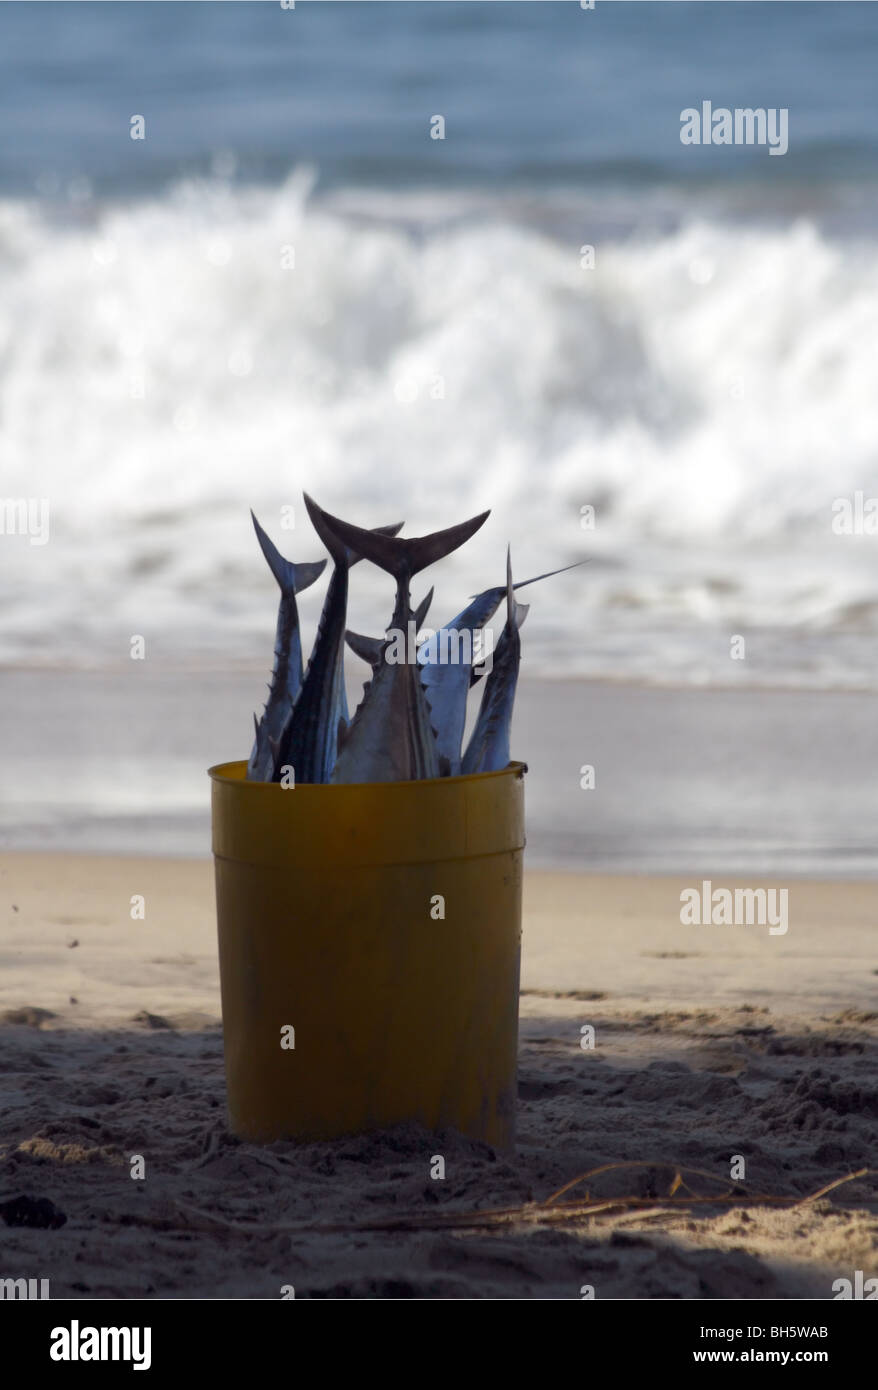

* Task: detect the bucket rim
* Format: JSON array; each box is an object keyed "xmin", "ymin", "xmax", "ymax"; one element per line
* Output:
[{"xmin": 208, "ymin": 758, "xmax": 528, "ymax": 788}]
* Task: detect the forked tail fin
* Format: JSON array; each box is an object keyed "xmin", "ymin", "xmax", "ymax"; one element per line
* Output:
[
  {"xmin": 251, "ymin": 512, "xmax": 327, "ymax": 594},
  {"xmin": 305, "ymin": 495, "xmax": 490, "ymax": 579},
  {"xmin": 303, "ymin": 494, "xmax": 403, "ymax": 568}
]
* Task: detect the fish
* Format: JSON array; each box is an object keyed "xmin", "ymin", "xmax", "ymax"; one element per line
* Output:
[
  {"xmin": 413, "ymin": 586, "xmax": 435, "ymax": 633},
  {"xmin": 418, "ymin": 561, "xmax": 584, "ymax": 775},
  {"xmin": 461, "ymin": 549, "xmax": 528, "ymax": 776},
  {"xmin": 344, "ymin": 587, "xmax": 434, "ymax": 671},
  {"xmin": 308, "ymin": 501, "xmax": 490, "ymax": 783},
  {"xmin": 246, "ymin": 512, "xmax": 326, "ymax": 781},
  {"xmin": 270, "ymin": 499, "xmax": 404, "ymax": 784}
]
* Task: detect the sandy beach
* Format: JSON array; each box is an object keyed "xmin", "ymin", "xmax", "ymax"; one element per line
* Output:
[
  {"xmin": 1, "ymin": 852, "xmax": 874, "ymax": 1299},
  {"xmin": 2, "ymin": 0, "xmax": 878, "ymax": 1318}
]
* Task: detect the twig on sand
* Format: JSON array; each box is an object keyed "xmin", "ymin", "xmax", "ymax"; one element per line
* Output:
[
  {"xmin": 543, "ymin": 1159, "xmax": 742, "ymax": 1206},
  {"xmin": 146, "ymin": 1162, "xmax": 875, "ymax": 1239},
  {"xmin": 791, "ymin": 1167, "xmax": 872, "ymax": 1208}
]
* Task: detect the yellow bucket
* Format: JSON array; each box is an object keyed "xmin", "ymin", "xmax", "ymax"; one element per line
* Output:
[{"xmin": 208, "ymin": 760, "xmax": 526, "ymax": 1149}]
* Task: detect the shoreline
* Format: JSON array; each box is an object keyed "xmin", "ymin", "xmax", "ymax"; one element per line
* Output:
[
  {"xmin": 4, "ymin": 674, "xmax": 878, "ymax": 876},
  {"xmin": 8, "ymin": 845, "xmax": 878, "ymax": 885},
  {"xmin": 4, "ymin": 658, "xmax": 878, "ymax": 699}
]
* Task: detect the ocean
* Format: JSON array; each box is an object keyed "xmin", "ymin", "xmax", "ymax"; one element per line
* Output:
[
  {"xmin": 2, "ymin": 1, "xmax": 878, "ymax": 867},
  {"xmin": 1, "ymin": 1, "xmax": 878, "ymax": 689}
]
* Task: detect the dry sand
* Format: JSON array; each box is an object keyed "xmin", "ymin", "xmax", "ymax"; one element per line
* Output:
[{"xmin": 0, "ymin": 853, "xmax": 875, "ymax": 1299}]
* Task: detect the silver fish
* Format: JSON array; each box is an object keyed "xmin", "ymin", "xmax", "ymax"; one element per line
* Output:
[
  {"xmin": 271, "ymin": 499, "xmax": 404, "ymax": 784},
  {"xmin": 310, "ymin": 502, "xmax": 490, "ymax": 783},
  {"xmin": 247, "ymin": 512, "xmax": 326, "ymax": 781},
  {"xmin": 461, "ymin": 549, "xmax": 528, "ymax": 776},
  {"xmin": 418, "ymin": 561, "xmax": 583, "ymax": 775},
  {"xmin": 344, "ymin": 587, "xmax": 434, "ymax": 671}
]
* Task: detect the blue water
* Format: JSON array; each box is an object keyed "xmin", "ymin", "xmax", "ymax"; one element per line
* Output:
[{"xmin": 1, "ymin": 2, "xmax": 878, "ymax": 198}]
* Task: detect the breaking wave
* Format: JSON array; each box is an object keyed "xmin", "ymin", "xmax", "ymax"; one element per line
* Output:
[{"xmin": 2, "ymin": 172, "xmax": 878, "ymax": 687}]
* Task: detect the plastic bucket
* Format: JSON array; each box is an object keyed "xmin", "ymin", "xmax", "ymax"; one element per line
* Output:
[{"xmin": 208, "ymin": 760, "xmax": 526, "ymax": 1148}]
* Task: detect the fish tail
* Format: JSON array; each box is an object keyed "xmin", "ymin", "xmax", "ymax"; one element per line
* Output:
[
  {"xmin": 251, "ymin": 511, "xmax": 327, "ymax": 594},
  {"xmin": 305, "ymin": 496, "xmax": 490, "ymax": 580},
  {"xmin": 351, "ymin": 521, "xmax": 405, "ymax": 567},
  {"xmin": 303, "ymin": 494, "xmax": 404, "ymax": 567}
]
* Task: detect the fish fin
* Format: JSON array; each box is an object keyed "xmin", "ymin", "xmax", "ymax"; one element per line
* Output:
[
  {"xmin": 413, "ymin": 586, "xmax": 434, "ymax": 630},
  {"xmin": 251, "ymin": 511, "xmax": 327, "ymax": 594},
  {"xmin": 510, "ymin": 557, "xmax": 588, "ymax": 593},
  {"xmin": 253, "ymin": 712, "xmax": 260, "ymax": 737},
  {"xmin": 304, "ymin": 494, "xmax": 404, "ymax": 567},
  {"xmin": 506, "ymin": 547, "xmax": 529, "ymax": 630},
  {"xmin": 292, "ymin": 559, "xmax": 328, "ymax": 593},
  {"xmin": 456, "ymin": 559, "xmax": 586, "ymax": 630},
  {"xmin": 349, "ymin": 521, "xmax": 405, "ymax": 569},
  {"xmin": 345, "ymin": 629, "xmax": 385, "ymax": 668},
  {"xmin": 305, "ymin": 496, "xmax": 490, "ymax": 580}
]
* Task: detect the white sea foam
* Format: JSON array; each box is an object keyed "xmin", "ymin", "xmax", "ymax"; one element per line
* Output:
[{"xmin": 2, "ymin": 173, "xmax": 878, "ymax": 686}]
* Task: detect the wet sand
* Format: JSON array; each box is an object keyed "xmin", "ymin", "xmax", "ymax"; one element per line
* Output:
[{"xmin": 3, "ymin": 671, "xmax": 878, "ymax": 875}]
